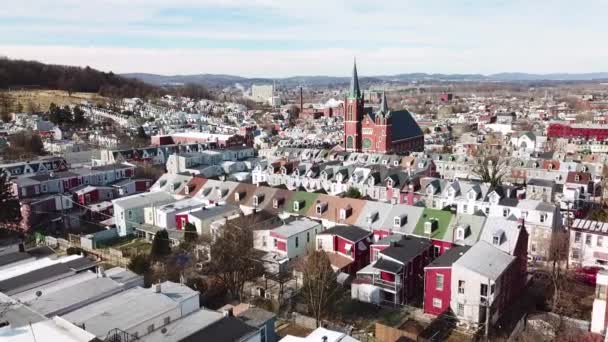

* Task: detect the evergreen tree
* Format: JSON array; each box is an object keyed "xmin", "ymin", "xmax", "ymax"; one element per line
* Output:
[
  {"xmin": 72, "ymin": 106, "xmax": 86, "ymax": 125},
  {"xmin": 150, "ymin": 229, "xmax": 171, "ymax": 260}
]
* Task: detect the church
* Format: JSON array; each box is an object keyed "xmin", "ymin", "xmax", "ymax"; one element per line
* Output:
[{"xmin": 344, "ymin": 61, "xmax": 424, "ymax": 154}]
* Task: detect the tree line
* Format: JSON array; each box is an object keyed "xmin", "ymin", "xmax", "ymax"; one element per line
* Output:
[{"xmin": 0, "ymin": 57, "xmax": 214, "ymax": 100}]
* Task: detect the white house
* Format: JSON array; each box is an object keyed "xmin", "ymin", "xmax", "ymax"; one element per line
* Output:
[{"xmin": 112, "ymin": 192, "xmax": 175, "ymax": 236}]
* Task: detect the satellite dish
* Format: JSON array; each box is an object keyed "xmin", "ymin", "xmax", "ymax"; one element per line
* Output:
[
  {"xmin": 35, "ymin": 291, "xmax": 42, "ymax": 298},
  {"xmin": 161, "ymin": 328, "xmax": 168, "ymax": 334}
]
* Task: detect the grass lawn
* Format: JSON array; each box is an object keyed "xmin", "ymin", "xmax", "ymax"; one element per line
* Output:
[
  {"xmin": 413, "ymin": 208, "xmax": 454, "ymax": 239},
  {"xmin": 9, "ymin": 90, "xmax": 108, "ymax": 111},
  {"xmin": 331, "ymin": 290, "xmax": 408, "ymax": 331},
  {"xmin": 117, "ymin": 238, "xmax": 151, "ymax": 257}
]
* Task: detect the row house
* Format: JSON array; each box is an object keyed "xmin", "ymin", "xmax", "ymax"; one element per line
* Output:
[
  {"xmin": 569, "ymin": 219, "xmax": 608, "ymax": 268},
  {"xmin": 352, "ymin": 235, "xmax": 433, "ymax": 305},
  {"xmin": 12, "ymin": 171, "xmax": 82, "ymax": 199},
  {"xmin": 111, "ymin": 178, "xmax": 152, "ymax": 197},
  {"xmin": 421, "ymin": 177, "xmax": 561, "ymax": 260},
  {"xmin": 591, "ymin": 271, "xmax": 608, "ymax": 334},
  {"xmin": 253, "ymin": 218, "xmax": 321, "ymax": 273},
  {"xmin": 411, "ymin": 210, "xmax": 486, "ymax": 257},
  {"xmin": 20, "ymin": 194, "xmax": 74, "ymax": 232},
  {"xmin": 432, "ymin": 154, "xmax": 479, "ymax": 181},
  {"xmin": 423, "ymin": 246, "xmax": 471, "ymax": 316},
  {"xmin": 99, "ymin": 142, "xmax": 218, "ymax": 165},
  {"xmin": 112, "ymin": 191, "xmax": 176, "ymax": 236},
  {"xmin": 316, "ymin": 225, "xmax": 372, "ymax": 274},
  {"xmin": 447, "ymin": 218, "xmax": 528, "ymax": 328},
  {"xmin": 187, "ymin": 204, "xmax": 242, "ymax": 236},
  {"xmin": 143, "ymin": 198, "xmax": 205, "ymax": 230},
  {"xmin": 73, "ymin": 185, "xmax": 115, "ymax": 205},
  {"xmin": 1, "ymin": 157, "xmax": 68, "ymax": 177}
]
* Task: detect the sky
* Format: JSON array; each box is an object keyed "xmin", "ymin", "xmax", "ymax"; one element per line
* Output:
[{"xmin": 1, "ymin": 0, "xmax": 607, "ymax": 77}]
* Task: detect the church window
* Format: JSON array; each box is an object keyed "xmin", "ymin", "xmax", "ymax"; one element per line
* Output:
[
  {"xmin": 346, "ymin": 136, "xmax": 354, "ymax": 149},
  {"xmin": 362, "ymin": 138, "xmax": 372, "ymax": 150}
]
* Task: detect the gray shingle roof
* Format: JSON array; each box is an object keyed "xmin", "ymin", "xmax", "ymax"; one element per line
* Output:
[{"xmin": 454, "ymin": 241, "xmax": 515, "ymax": 280}]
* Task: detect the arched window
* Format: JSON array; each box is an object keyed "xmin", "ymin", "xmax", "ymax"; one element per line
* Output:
[{"xmin": 346, "ymin": 136, "xmax": 354, "ymax": 149}]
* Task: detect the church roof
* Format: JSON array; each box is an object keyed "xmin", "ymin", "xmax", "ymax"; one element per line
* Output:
[{"xmin": 390, "ymin": 109, "xmax": 424, "ymax": 142}]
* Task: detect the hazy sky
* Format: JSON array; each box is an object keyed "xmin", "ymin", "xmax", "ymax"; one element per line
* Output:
[{"xmin": 1, "ymin": 0, "xmax": 607, "ymax": 77}]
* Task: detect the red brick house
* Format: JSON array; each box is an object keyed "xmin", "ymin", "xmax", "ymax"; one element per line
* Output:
[
  {"xmin": 423, "ymin": 245, "xmax": 470, "ymax": 316},
  {"xmin": 547, "ymin": 123, "xmax": 608, "ymax": 140},
  {"xmin": 352, "ymin": 235, "xmax": 433, "ymax": 305},
  {"xmin": 316, "ymin": 225, "xmax": 372, "ymax": 274}
]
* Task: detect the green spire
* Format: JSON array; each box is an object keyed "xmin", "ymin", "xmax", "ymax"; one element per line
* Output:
[{"xmin": 349, "ymin": 59, "xmax": 361, "ymax": 99}]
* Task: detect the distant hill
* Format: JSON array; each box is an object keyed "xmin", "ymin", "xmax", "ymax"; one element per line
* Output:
[
  {"xmin": 0, "ymin": 57, "xmax": 160, "ymax": 98},
  {"xmin": 123, "ymin": 71, "xmax": 608, "ymax": 88}
]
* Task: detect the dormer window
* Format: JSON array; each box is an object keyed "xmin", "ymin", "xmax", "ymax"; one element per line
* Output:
[
  {"xmin": 340, "ymin": 205, "xmax": 352, "ymax": 220},
  {"xmin": 387, "ymin": 179, "xmax": 394, "ymax": 188},
  {"xmin": 424, "ymin": 219, "xmax": 438, "ymax": 235},
  {"xmin": 234, "ymin": 191, "xmax": 245, "ymax": 201},
  {"xmin": 457, "ymin": 227, "xmax": 465, "ymax": 240},
  {"xmin": 382, "ymin": 160, "xmax": 388, "ymax": 165},
  {"xmin": 394, "ymin": 215, "xmax": 407, "ymax": 228},
  {"xmin": 293, "ymin": 200, "xmax": 303, "ymax": 211},
  {"xmin": 575, "ymin": 175, "xmax": 580, "ymax": 182},
  {"xmin": 315, "ymin": 201, "xmax": 327, "ymax": 215},
  {"xmin": 540, "ymin": 214, "xmax": 546, "ymax": 223},
  {"xmin": 273, "ymin": 197, "xmax": 284, "ymax": 209},
  {"xmin": 393, "ymin": 160, "xmax": 399, "ymax": 167},
  {"xmin": 427, "ymin": 186, "xmax": 435, "ymax": 195},
  {"xmin": 492, "ymin": 230, "xmax": 505, "ymax": 246},
  {"xmin": 468, "ymin": 190, "xmax": 477, "ymax": 200},
  {"xmin": 253, "ymin": 194, "xmax": 264, "ymax": 206}
]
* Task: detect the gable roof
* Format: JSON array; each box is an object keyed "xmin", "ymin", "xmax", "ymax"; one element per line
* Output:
[
  {"xmin": 480, "ymin": 216, "xmax": 523, "ymax": 255},
  {"xmin": 379, "ymin": 236, "xmax": 432, "ymax": 264},
  {"xmin": 390, "ymin": 110, "xmax": 424, "ymax": 142},
  {"xmin": 454, "ymin": 241, "xmax": 515, "ymax": 280},
  {"xmin": 427, "ymin": 245, "xmax": 471, "ymax": 268},
  {"xmin": 318, "ymin": 225, "xmax": 371, "ymax": 242}
]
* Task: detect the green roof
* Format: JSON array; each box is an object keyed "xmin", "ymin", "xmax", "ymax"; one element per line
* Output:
[
  {"xmin": 413, "ymin": 208, "xmax": 454, "ymax": 240},
  {"xmin": 286, "ymin": 192, "xmax": 319, "ymax": 215}
]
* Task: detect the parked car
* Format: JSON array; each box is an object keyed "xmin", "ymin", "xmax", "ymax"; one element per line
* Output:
[{"xmin": 574, "ymin": 266, "xmax": 603, "ymax": 286}]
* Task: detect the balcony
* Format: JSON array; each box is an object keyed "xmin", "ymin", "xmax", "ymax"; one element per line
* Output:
[{"xmin": 373, "ymin": 277, "xmax": 401, "ymax": 292}]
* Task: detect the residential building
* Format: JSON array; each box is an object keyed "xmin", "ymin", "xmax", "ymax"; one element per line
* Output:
[
  {"xmin": 352, "ymin": 235, "xmax": 433, "ymax": 305},
  {"xmin": 112, "ymin": 191, "xmax": 175, "ymax": 236},
  {"xmin": 423, "ymin": 246, "xmax": 471, "ymax": 316},
  {"xmin": 569, "ymin": 219, "xmax": 608, "ymax": 268},
  {"xmin": 316, "ymin": 225, "xmax": 372, "ymax": 274},
  {"xmin": 253, "ymin": 218, "xmax": 321, "ymax": 260}
]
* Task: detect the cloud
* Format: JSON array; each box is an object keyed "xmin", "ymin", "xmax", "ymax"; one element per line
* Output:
[{"xmin": 1, "ymin": 1, "xmax": 608, "ymax": 75}]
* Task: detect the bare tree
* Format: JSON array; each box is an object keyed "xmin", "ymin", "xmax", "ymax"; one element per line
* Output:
[
  {"xmin": 301, "ymin": 249, "xmax": 339, "ymax": 327},
  {"xmin": 472, "ymin": 147, "xmax": 509, "ymax": 187},
  {"xmin": 208, "ymin": 218, "xmax": 264, "ymax": 301},
  {"xmin": 0, "ymin": 91, "xmax": 14, "ymax": 123}
]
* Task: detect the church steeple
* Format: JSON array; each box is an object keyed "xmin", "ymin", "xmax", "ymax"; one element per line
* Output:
[
  {"xmin": 349, "ymin": 59, "xmax": 362, "ymax": 99},
  {"xmin": 377, "ymin": 91, "xmax": 391, "ymax": 118}
]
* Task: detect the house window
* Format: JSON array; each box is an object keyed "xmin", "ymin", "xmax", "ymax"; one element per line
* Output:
[
  {"xmin": 480, "ymin": 284, "xmax": 488, "ymax": 297},
  {"xmin": 127, "ymin": 210, "xmax": 132, "ymax": 219},
  {"xmin": 164, "ymin": 317, "xmax": 170, "ymax": 325},
  {"xmin": 586, "ymin": 235, "xmax": 592, "ymax": 246},
  {"xmin": 457, "ymin": 303, "xmax": 464, "ymax": 316},
  {"xmin": 147, "ymin": 324, "xmax": 155, "ymax": 333},
  {"xmin": 493, "ymin": 236, "xmax": 500, "ymax": 245},
  {"xmin": 457, "ymin": 228, "xmax": 464, "ymax": 240},
  {"xmin": 436, "ymin": 274, "xmax": 444, "ymax": 291},
  {"xmin": 373, "ymin": 249, "xmax": 379, "ymax": 261},
  {"xmin": 575, "ymin": 232, "xmax": 581, "ymax": 243},
  {"xmin": 260, "ymin": 325, "xmax": 267, "ymax": 342},
  {"xmin": 307, "ymin": 232, "xmax": 310, "ymax": 243},
  {"xmin": 262, "ymin": 236, "xmax": 267, "ymax": 247},
  {"xmin": 463, "ymin": 204, "xmax": 468, "ymax": 213},
  {"xmin": 274, "ymin": 238, "xmax": 278, "ymax": 247},
  {"xmin": 596, "ymin": 285, "xmax": 607, "ymax": 300},
  {"xmin": 598, "ymin": 236, "xmax": 604, "ymax": 247},
  {"xmin": 458, "ymin": 280, "xmax": 465, "ymax": 294},
  {"xmin": 293, "ymin": 201, "xmax": 300, "ymax": 211},
  {"xmin": 503, "ymin": 209, "xmax": 509, "ymax": 217},
  {"xmin": 485, "ymin": 207, "xmax": 490, "ymax": 214},
  {"xmin": 572, "ymin": 249, "xmax": 580, "ymax": 259},
  {"xmin": 433, "ymin": 246, "xmax": 440, "ymax": 257},
  {"xmin": 295, "ymin": 236, "xmax": 299, "ymax": 248},
  {"xmin": 433, "ymin": 298, "xmax": 442, "ymax": 308},
  {"xmin": 540, "ymin": 214, "xmax": 546, "ymax": 223},
  {"xmin": 318, "ymin": 239, "xmax": 323, "ymax": 250},
  {"xmin": 394, "ymin": 216, "xmax": 402, "ymax": 227}
]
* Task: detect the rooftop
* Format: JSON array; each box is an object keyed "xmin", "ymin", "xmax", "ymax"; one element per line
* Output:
[
  {"xmin": 454, "ymin": 241, "xmax": 515, "ymax": 280},
  {"xmin": 427, "ymin": 245, "xmax": 471, "ymax": 268},
  {"xmin": 271, "ymin": 218, "xmax": 319, "ymax": 238}
]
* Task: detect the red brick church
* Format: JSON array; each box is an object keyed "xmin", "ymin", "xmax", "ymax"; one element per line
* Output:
[{"xmin": 344, "ymin": 61, "xmax": 424, "ymax": 154}]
